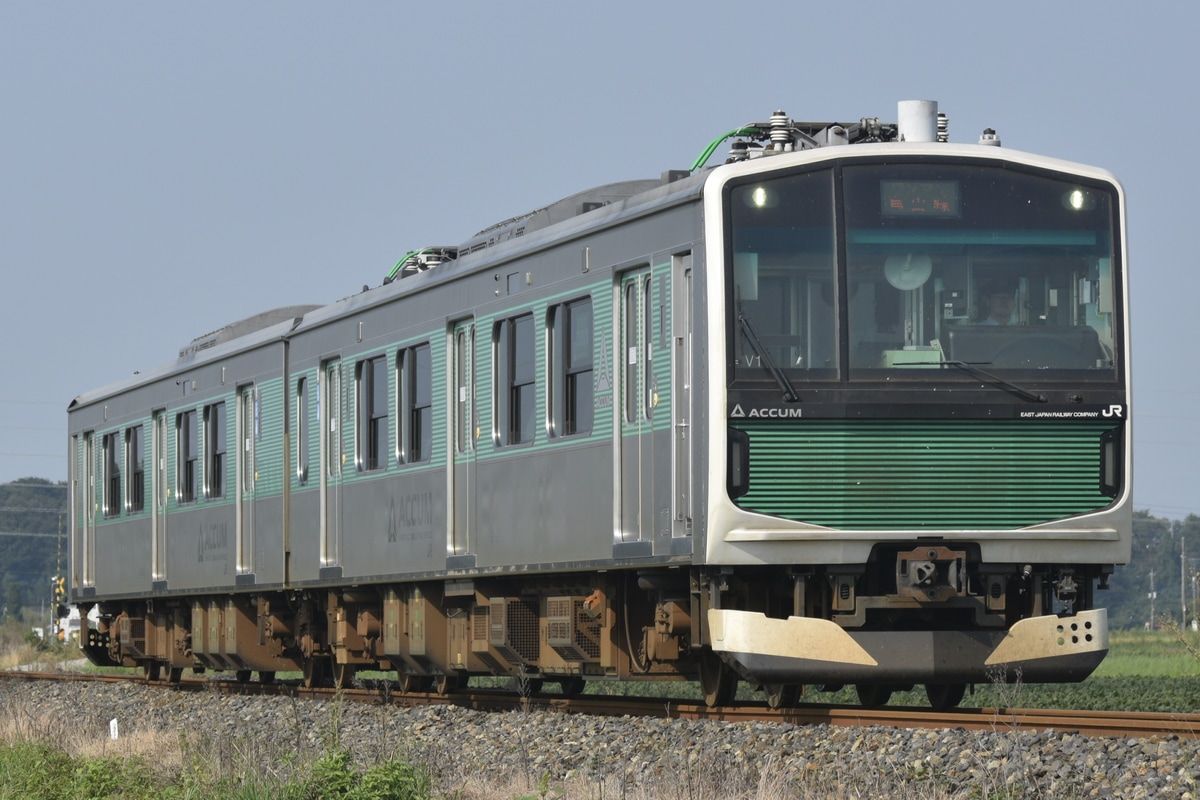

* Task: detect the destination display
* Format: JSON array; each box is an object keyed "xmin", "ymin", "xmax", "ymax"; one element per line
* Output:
[{"xmin": 880, "ymin": 179, "xmax": 961, "ymax": 217}]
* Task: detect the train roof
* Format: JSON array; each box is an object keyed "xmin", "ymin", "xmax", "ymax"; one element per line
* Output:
[
  {"xmin": 178, "ymin": 305, "xmax": 322, "ymax": 359},
  {"xmin": 67, "ymin": 168, "xmax": 708, "ymax": 412},
  {"xmin": 290, "ymin": 167, "xmax": 709, "ymax": 335},
  {"xmin": 68, "ymin": 312, "xmax": 308, "ymax": 411}
]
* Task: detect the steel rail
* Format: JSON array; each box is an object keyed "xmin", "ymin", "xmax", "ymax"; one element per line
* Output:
[{"xmin": 3, "ymin": 669, "xmax": 1197, "ymax": 739}]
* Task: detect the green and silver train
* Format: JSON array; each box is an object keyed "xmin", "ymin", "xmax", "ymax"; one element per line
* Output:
[{"xmin": 68, "ymin": 100, "xmax": 1130, "ymax": 709}]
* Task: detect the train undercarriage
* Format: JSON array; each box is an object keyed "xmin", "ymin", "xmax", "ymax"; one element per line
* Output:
[{"xmin": 78, "ymin": 544, "xmax": 1112, "ymax": 710}]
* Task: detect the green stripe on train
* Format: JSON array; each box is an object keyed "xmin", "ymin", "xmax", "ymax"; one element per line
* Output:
[{"xmin": 731, "ymin": 418, "xmax": 1119, "ymax": 529}]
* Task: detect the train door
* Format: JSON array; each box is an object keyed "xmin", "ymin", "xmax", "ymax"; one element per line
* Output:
[
  {"xmin": 619, "ymin": 266, "xmax": 654, "ymax": 543},
  {"xmin": 236, "ymin": 385, "xmax": 256, "ymax": 576},
  {"xmin": 450, "ymin": 321, "xmax": 475, "ymax": 556},
  {"xmin": 320, "ymin": 359, "xmax": 343, "ymax": 570},
  {"xmin": 152, "ymin": 410, "xmax": 167, "ymax": 582},
  {"xmin": 77, "ymin": 432, "xmax": 96, "ymax": 587},
  {"xmin": 672, "ymin": 253, "xmax": 693, "ymax": 539}
]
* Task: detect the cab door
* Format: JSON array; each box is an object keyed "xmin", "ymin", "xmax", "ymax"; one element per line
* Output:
[{"xmin": 672, "ymin": 254, "xmax": 694, "ymax": 540}]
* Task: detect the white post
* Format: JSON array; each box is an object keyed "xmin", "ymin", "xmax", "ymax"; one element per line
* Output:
[{"xmin": 1149, "ymin": 570, "xmax": 1156, "ymax": 630}]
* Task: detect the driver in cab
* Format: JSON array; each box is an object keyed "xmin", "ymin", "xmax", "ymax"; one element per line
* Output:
[{"xmin": 979, "ymin": 279, "xmax": 1017, "ymax": 325}]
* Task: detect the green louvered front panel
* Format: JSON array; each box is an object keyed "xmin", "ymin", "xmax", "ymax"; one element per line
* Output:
[{"xmin": 733, "ymin": 419, "xmax": 1119, "ymax": 529}]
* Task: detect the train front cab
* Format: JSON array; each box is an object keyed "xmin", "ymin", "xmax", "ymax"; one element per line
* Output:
[{"xmin": 698, "ymin": 144, "xmax": 1131, "ymax": 708}]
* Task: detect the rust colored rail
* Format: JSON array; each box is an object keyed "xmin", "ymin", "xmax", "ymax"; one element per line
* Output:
[
  {"xmin": 4, "ymin": 668, "xmax": 1198, "ymax": 740},
  {"xmin": 565, "ymin": 695, "xmax": 1200, "ymax": 739}
]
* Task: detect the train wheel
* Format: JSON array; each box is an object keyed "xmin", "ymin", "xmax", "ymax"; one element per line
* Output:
[
  {"xmin": 558, "ymin": 676, "xmax": 586, "ymax": 697},
  {"xmin": 925, "ymin": 682, "xmax": 967, "ymax": 711},
  {"xmin": 515, "ymin": 675, "xmax": 543, "ymax": 697},
  {"xmin": 434, "ymin": 672, "xmax": 467, "ymax": 695},
  {"xmin": 698, "ymin": 653, "xmax": 737, "ymax": 707},
  {"xmin": 259, "ymin": 671, "xmax": 276, "ymax": 685},
  {"xmin": 166, "ymin": 667, "xmax": 183, "ymax": 684},
  {"xmin": 855, "ymin": 683, "xmax": 893, "ymax": 709},
  {"xmin": 764, "ymin": 683, "xmax": 801, "ymax": 710},
  {"xmin": 303, "ymin": 657, "xmax": 327, "ymax": 688},
  {"xmin": 142, "ymin": 662, "xmax": 161, "ymax": 682},
  {"xmin": 332, "ymin": 663, "xmax": 356, "ymax": 689},
  {"xmin": 235, "ymin": 670, "xmax": 252, "ymax": 684},
  {"xmin": 399, "ymin": 673, "xmax": 433, "ymax": 693}
]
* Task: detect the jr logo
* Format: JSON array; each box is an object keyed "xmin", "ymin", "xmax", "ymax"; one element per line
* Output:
[{"xmin": 1101, "ymin": 405, "xmax": 1124, "ymax": 418}]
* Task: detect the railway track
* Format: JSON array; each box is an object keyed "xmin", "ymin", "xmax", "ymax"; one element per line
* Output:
[{"xmin": 4, "ymin": 668, "xmax": 1197, "ymax": 740}]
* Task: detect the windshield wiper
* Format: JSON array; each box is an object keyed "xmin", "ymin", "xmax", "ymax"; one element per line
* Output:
[
  {"xmin": 738, "ymin": 314, "xmax": 800, "ymax": 403},
  {"xmin": 937, "ymin": 360, "xmax": 1048, "ymax": 403}
]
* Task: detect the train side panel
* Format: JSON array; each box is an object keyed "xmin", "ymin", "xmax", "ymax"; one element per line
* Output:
[
  {"xmin": 69, "ymin": 332, "xmax": 290, "ymax": 600},
  {"xmin": 285, "ymin": 307, "xmax": 452, "ymax": 583},
  {"xmin": 283, "ymin": 198, "xmax": 707, "ymax": 586}
]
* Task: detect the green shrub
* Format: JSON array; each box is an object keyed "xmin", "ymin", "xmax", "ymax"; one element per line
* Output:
[
  {"xmin": 0, "ymin": 741, "xmax": 75, "ymax": 798},
  {"xmin": 73, "ymin": 754, "xmax": 159, "ymax": 800},
  {"xmin": 0, "ymin": 743, "xmax": 163, "ymax": 800},
  {"xmin": 283, "ymin": 749, "xmax": 356, "ymax": 800},
  {"xmin": 356, "ymin": 758, "xmax": 432, "ymax": 800},
  {"xmin": 282, "ymin": 748, "xmax": 431, "ymax": 800}
]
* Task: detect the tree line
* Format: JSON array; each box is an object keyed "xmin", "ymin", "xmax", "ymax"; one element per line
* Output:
[
  {"xmin": 1113, "ymin": 510, "xmax": 1200, "ymax": 629},
  {"xmin": 0, "ymin": 477, "xmax": 67, "ymax": 622}
]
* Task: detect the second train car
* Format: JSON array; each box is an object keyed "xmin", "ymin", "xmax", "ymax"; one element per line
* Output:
[{"xmin": 68, "ymin": 100, "xmax": 1130, "ymax": 709}]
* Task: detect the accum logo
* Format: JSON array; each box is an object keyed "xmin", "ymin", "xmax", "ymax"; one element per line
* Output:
[
  {"xmin": 197, "ymin": 522, "xmax": 229, "ymax": 563},
  {"xmin": 730, "ymin": 404, "xmax": 803, "ymax": 419},
  {"xmin": 388, "ymin": 493, "xmax": 435, "ymax": 551}
]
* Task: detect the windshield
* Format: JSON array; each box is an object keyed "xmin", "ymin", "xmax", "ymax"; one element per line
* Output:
[{"xmin": 727, "ymin": 159, "xmax": 1119, "ymax": 382}]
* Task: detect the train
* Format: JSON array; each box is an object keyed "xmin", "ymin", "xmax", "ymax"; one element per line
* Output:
[{"xmin": 68, "ymin": 100, "xmax": 1130, "ymax": 709}]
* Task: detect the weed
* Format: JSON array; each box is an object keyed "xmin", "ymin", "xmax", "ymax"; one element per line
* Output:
[
  {"xmin": 514, "ymin": 771, "xmax": 564, "ymax": 800},
  {"xmin": 321, "ymin": 689, "xmax": 347, "ymax": 753},
  {"xmin": 984, "ymin": 664, "xmax": 1025, "ymax": 712},
  {"xmin": 0, "ymin": 741, "xmax": 74, "ymax": 798},
  {"xmin": 1160, "ymin": 616, "xmax": 1200, "ymax": 663},
  {"xmin": 357, "ymin": 758, "xmax": 432, "ymax": 800}
]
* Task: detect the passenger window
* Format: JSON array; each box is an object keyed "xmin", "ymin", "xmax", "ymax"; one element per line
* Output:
[
  {"xmin": 357, "ymin": 355, "xmax": 389, "ymax": 471},
  {"xmin": 125, "ymin": 425, "xmax": 144, "ymax": 513},
  {"xmin": 495, "ymin": 313, "xmax": 535, "ymax": 445},
  {"xmin": 204, "ymin": 401, "xmax": 226, "ymax": 499},
  {"xmin": 397, "ymin": 343, "xmax": 432, "ymax": 463},
  {"xmin": 177, "ymin": 409, "xmax": 198, "ymax": 504},
  {"xmin": 549, "ymin": 298, "xmax": 593, "ymax": 437},
  {"xmin": 102, "ymin": 431, "xmax": 121, "ymax": 518},
  {"xmin": 296, "ymin": 377, "xmax": 309, "ymax": 485}
]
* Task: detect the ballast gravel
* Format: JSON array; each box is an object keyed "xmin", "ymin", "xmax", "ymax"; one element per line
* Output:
[{"xmin": 3, "ymin": 679, "xmax": 1199, "ymax": 799}]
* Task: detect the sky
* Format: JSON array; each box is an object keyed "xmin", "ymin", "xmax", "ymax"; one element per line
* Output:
[{"xmin": 1, "ymin": 2, "xmax": 1196, "ymax": 519}]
